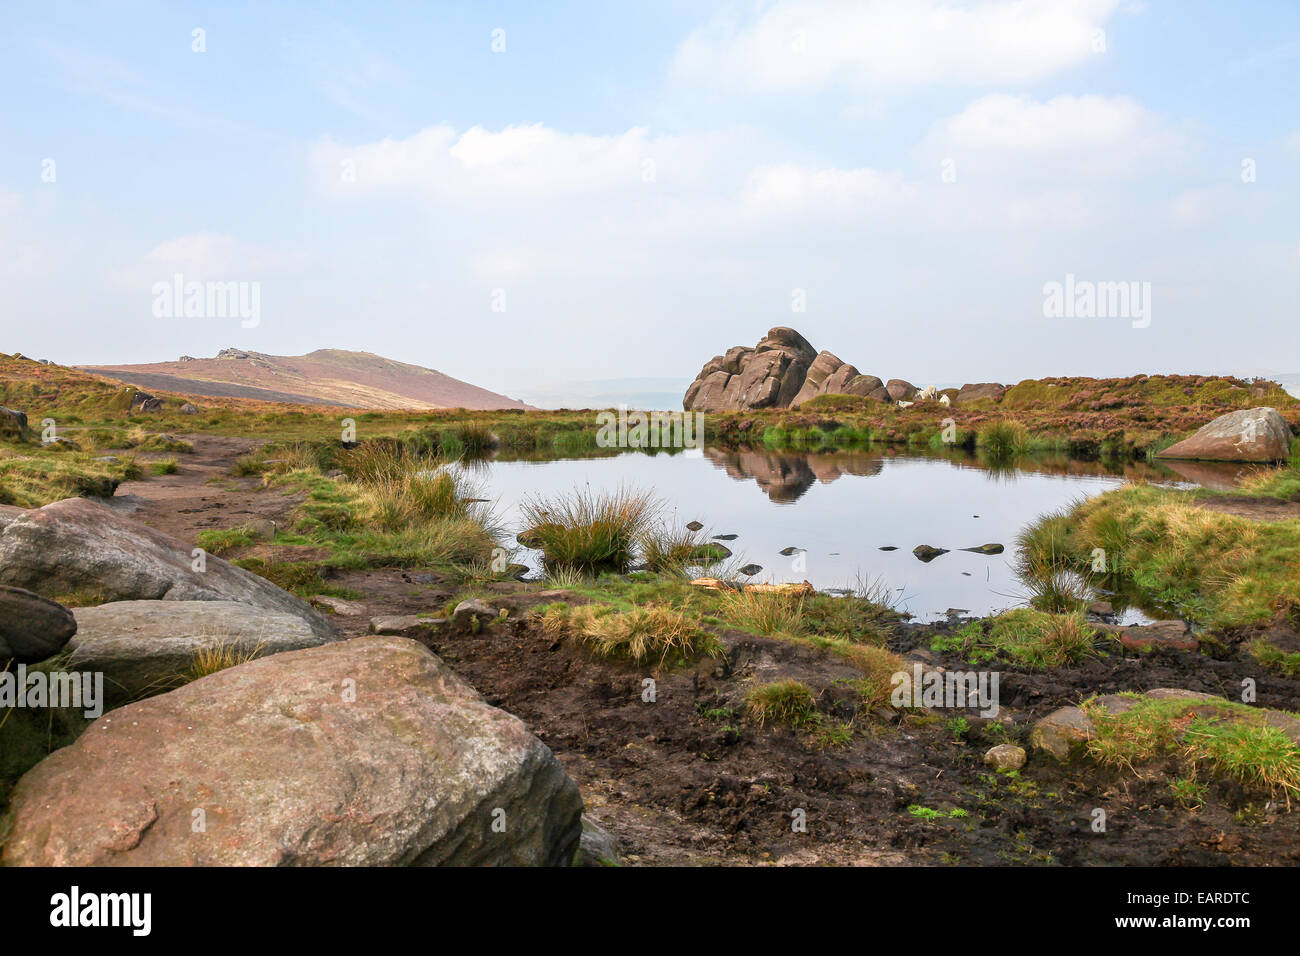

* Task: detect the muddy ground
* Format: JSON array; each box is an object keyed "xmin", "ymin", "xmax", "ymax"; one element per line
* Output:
[{"xmin": 109, "ymin": 435, "xmax": 1300, "ymax": 866}]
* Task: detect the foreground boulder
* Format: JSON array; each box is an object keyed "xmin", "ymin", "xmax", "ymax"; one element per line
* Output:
[
  {"xmin": 0, "ymin": 498, "xmax": 336, "ymax": 640},
  {"xmin": 1156, "ymin": 407, "xmax": 1291, "ymax": 462},
  {"xmin": 2, "ymin": 637, "xmax": 584, "ymax": 866},
  {"xmin": 0, "ymin": 585, "xmax": 77, "ymax": 664},
  {"xmin": 68, "ymin": 600, "xmax": 337, "ymax": 706}
]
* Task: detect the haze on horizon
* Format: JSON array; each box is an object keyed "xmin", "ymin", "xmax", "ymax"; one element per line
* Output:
[{"xmin": 2, "ymin": 1, "xmax": 1298, "ymax": 408}]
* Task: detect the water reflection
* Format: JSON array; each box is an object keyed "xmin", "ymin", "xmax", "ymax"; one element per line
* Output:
[{"xmin": 700, "ymin": 444, "xmax": 1245, "ymax": 502}]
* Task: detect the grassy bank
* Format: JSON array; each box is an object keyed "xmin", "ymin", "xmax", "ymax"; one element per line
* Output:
[{"xmin": 1017, "ymin": 479, "xmax": 1300, "ymax": 630}]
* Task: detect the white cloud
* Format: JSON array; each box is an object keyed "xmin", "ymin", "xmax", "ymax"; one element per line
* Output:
[
  {"xmin": 933, "ymin": 93, "xmax": 1160, "ymax": 152},
  {"xmin": 742, "ymin": 163, "xmax": 914, "ymax": 214},
  {"xmin": 671, "ymin": 0, "xmax": 1119, "ymax": 93},
  {"xmin": 108, "ymin": 234, "xmax": 305, "ymax": 290}
]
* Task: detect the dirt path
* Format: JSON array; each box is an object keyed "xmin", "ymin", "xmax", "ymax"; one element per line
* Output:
[
  {"xmin": 109, "ymin": 435, "xmax": 299, "ymax": 546},
  {"xmin": 1195, "ymin": 495, "xmax": 1300, "ymax": 522}
]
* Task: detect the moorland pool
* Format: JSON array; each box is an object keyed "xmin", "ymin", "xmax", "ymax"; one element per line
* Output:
[{"xmin": 472, "ymin": 445, "xmax": 1254, "ymax": 624}]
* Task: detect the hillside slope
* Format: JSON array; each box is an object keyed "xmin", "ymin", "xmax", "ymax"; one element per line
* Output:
[{"xmin": 82, "ymin": 348, "xmax": 533, "ymax": 411}]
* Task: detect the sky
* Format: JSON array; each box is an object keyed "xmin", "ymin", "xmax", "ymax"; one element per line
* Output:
[{"xmin": 1, "ymin": 0, "xmax": 1298, "ymax": 406}]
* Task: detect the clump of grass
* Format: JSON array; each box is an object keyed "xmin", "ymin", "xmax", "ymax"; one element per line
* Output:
[
  {"xmin": 976, "ymin": 419, "xmax": 1030, "ymax": 459},
  {"xmin": 935, "ymin": 608, "xmax": 1098, "ymax": 668},
  {"xmin": 186, "ymin": 641, "xmax": 264, "ymax": 682},
  {"xmin": 1020, "ymin": 483, "xmax": 1300, "ymax": 628},
  {"xmin": 519, "ymin": 486, "xmax": 660, "ymax": 573},
  {"xmin": 545, "ymin": 564, "xmax": 587, "ymax": 589},
  {"xmin": 1085, "ymin": 696, "xmax": 1300, "ymax": 803},
  {"xmin": 535, "ymin": 602, "xmax": 720, "ymax": 666},
  {"xmin": 195, "ymin": 526, "xmax": 260, "ymax": 556},
  {"xmin": 1248, "ymin": 638, "xmax": 1300, "ymax": 679},
  {"xmin": 231, "ymin": 453, "xmax": 267, "ymax": 476},
  {"xmin": 718, "ymin": 588, "xmax": 806, "ymax": 635},
  {"xmin": 745, "ymin": 679, "xmax": 817, "ymax": 727},
  {"xmin": 233, "ymin": 558, "xmax": 328, "ymax": 597},
  {"xmin": 638, "ymin": 522, "xmax": 730, "ymax": 574},
  {"xmin": 150, "ymin": 457, "xmax": 178, "ymax": 475}
]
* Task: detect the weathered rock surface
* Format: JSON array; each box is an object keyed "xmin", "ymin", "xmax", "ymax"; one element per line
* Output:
[
  {"xmin": 453, "ymin": 599, "xmax": 498, "ymax": 629},
  {"xmin": 0, "ymin": 585, "xmax": 77, "ymax": 664},
  {"xmin": 885, "ymin": 379, "xmax": 917, "ymax": 402},
  {"xmin": 67, "ymin": 600, "xmax": 334, "ymax": 705},
  {"xmin": 983, "ymin": 744, "xmax": 1027, "ymax": 771},
  {"xmin": 0, "ymin": 405, "xmax": 28, "ymax": 435},
  {"xmin": 791, "ymin": 351, "xmax": 863, "ymax": 407},
  {"xmin": 0, "ymin": 497, "xmax": 337, "ymax": 640},
  {"xmin": 575, "ymin": 816, "xmax": 619, "ymax": 866},
  {"xmin": 683, "ymin": 328, "xmax": 818, "ymax": 412},
  {"xmin": 1156, "ymin": 407, "xmax": 1292, "ymax": 462},
  {"xmin": 956, "ymin": 383, "xmax": 1006, "ymax": 404},
  {"xmin": 369, "ymin": 615, "xmax": 445, "ymax": 638},
  {"xmin": 1030, "ymin": 706, "xmax": 1094, "ymax": 761},
  {"xmin": 1113, "ymin": 619, "xmax": 1198, "ymax": 653},
  {"xmin": 1, "ymin": 637, "xmax": 584, "ymax": 866}
]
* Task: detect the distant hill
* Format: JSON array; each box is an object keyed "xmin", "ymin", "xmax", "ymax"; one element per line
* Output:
[{"xmin": 81, "ymin": 348, "xmax": 533, "ymax": 411}]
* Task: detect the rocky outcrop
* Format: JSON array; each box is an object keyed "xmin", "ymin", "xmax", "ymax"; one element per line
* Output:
[
  {"xmin": 682, "ymin": 327, "xmax": 1013, "ymax": 411},
  {"xmin": 67, "ymin": 600, "xmax": 337, "ymax": 706},
  {"xmin": 0, "ymin": 498, "xmax": 337, "ymax": 641},
  {"xmin": 1, "ymin": 637, "xmax": 584, "ymax": 866},
  {"xmin": 791, "ymin": 351, "xmax": 862, "ymax": 407},
  {"xmin": 0, "ymin": 585, "xmax": 77, "ymax": 664},
  {"xmin": 683, "ymin": 328, "xmax": 818, "ymax": 412},
  {"xmin": 885, "ymin": 379, "xmax": 917, "ymax": 402},
  {"xmin": 956, "ymin": 382, "xmax": 1006, "ymax": 404},
  {"xmin": 1156, "ymin": 407, "xmax": 1292, "ymax": 462}
]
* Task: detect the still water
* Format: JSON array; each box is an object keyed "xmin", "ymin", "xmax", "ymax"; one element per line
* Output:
[{"xmin": 471, "ymin": 446, "xmax": 1251, "ymax": 624}]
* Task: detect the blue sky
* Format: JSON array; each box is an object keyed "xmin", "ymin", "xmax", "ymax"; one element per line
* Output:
[{"xmin": 1, "ymin": 1, "xmax": 1298, "ymax": 405}]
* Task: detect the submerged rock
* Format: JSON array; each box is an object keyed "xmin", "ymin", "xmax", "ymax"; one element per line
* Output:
[
  {"xmin": 1, "ymin": 637, "xmax": 584, "ymax": 866},
  {"xmin": 912, "ymin": 545, "xmax": 948, "ymax": 562},
  {"xmin": 960, "ymin": 543, "xmax": 1004, "ymax": 555},
  {"xmin": 737, "ymin": 564, "xmax": 763, "ymax": 576}
]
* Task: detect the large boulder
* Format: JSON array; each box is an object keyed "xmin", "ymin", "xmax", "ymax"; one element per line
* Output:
[
  {"xmin": 683, "ymin": 327, "xmax": 818, "ymax": 411},
  {"xmin": 956, "ymin": 382, "xmax": 1006, "ymax": 404},
  {"xmin": 0, "ymin": 585, "xmax": 77, "ymax": 664},
  {"xmin": 1, "ymin": 637, "xmax": 584, "ymax": 866},
  {"xmin": 791, "ymin": 351, "xmax": 862, "ymax": 407},
  {"xmin": 1156, "ymin": 407, "xmax": 1292, "ymax": 462},
  {"xmin": 885, "ymin": 379, "xmax": 917, "ymax": 402},
  {"xmin": 68, "ymin": 600, "xmax": 337, "ymax": 706},
  {"xmin": 0, "ymin": 497, "xmax": 337, "ymax": 640}
]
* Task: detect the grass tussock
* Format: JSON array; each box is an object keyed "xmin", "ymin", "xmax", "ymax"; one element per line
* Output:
[
  {"xmin": 976, "ymin": 420, "xmax": 1030, "ymax": 459},
  {"xmin": 535, "ymin": 602, "xmax": 721, "ymax": 666},
  {"xmin": 186, "ymin": 641, "xmax": 265, "ymax": 682},
  {"xmin": 718, "ymin": 589, "xmax": 806, "ymax": 635},
  {"xmin": 745, "ymin": 679, "xmax": 817, "ymax": 727},
  {"xmin": 934, "ymin": 608, "xmax": 1098, "ymax": 668},
  {"xmin": 519, "ymin": 486, "xmax": 660, "ymax": 573},
  {"xmin": 1017, "ymin": 483, "xmax": 1300, "ymax": 628},
  {"xmin": 1084, "ymin": 696, "xmax": 1300, "ymax": 803}
]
